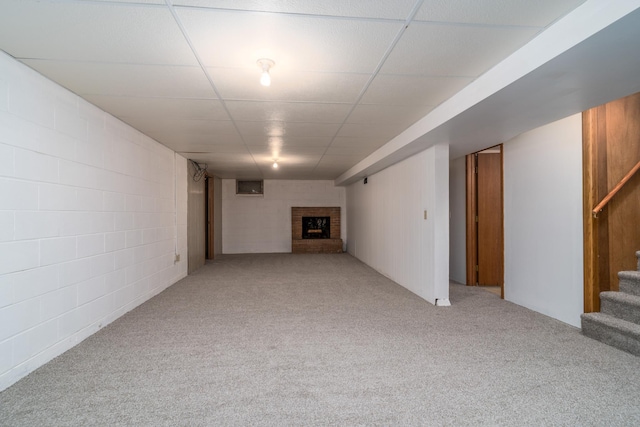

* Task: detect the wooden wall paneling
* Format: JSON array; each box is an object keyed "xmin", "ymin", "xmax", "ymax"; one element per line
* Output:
[
  {"xmin": 605, "ymin": 94, "xmax": 640, "ymax": 290},
  {"xmin": 582, "ymin": 109, "xmax": 599, "ymax": 313},
  {"xmin": 596, "ymin": 105, "xmax": 611, "ymax": 297},
  {"xmin": 583, "ymin": 91, "xmax": 640, "ymax": 313}
]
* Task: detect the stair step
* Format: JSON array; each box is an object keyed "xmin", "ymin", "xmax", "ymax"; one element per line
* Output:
[
  {"xmin": 619, "ymin": 271, "xmax": 640, "ymax": 296},
  {"xmin": 581, "ymin": 312, "xmax": 640, "ymax": 356},
  {"xmin": 600, "ymin": 291, "xmax": 640, "ymax": 324}
]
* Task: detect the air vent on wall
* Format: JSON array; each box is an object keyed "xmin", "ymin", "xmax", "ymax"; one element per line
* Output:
[{"xmin": 236, "ymin": 180, "xmax": 263, "ymax": 195}]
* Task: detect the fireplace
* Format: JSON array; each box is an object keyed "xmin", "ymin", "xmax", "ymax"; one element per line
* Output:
[
  {"xmin": 302, "ymin": 217, "xmax": 330, "ymax": 239},
  {"xmin": 292, "ymin": 207, "xmax": 342, "ymax": 253}
]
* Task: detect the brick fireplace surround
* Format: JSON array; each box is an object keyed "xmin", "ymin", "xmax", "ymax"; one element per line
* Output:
[{"xmin": 291, "ymin": 207, "xmax": 343, "ymax": 253}]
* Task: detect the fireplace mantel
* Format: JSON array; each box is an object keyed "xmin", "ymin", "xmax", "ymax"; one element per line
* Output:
[{"xmin": 291, "ymin": 207, "xmax": 343, "ymax": 253}]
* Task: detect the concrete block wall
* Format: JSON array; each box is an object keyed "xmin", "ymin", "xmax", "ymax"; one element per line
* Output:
[
  {"xmin": 0, "ymin": 52, "xmax": 188, "ymax": 391},
  {"xmin": 346, "ymin": 144, "xmax": 450, "ymax": 305}
]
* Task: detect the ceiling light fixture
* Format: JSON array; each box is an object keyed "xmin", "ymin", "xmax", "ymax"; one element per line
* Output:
[
  {"xmin": 272, "ymin": 161, "xmax": 279, "ymax": 169},
  {"xmin": 257, "ymin": 58, "xmax": 275, "ymax": 87}
]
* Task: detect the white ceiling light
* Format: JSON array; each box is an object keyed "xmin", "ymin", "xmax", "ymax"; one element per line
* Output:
[
  {"xmin": 272, "ymin": 161, "xmax": 279, "ymax": 169},
  {"xmin": 257, "ymin": 58, "xmax": 275, "ymax": 87}
]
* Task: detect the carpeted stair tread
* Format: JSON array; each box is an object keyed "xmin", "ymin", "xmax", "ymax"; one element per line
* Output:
[
  {"xmin": 619, "ymin": 271, "xmax": 640, "ymax": 296},
  {"xmin": 581, "ymin": 312, "xmax": 640, "ymax": 356},
  {"xmin": 600, "ymin": 291, "xmax": 640, "ymax": 324}
]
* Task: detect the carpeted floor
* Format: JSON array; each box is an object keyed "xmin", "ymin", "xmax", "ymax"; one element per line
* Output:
[{"xmin": 1, "ymin": 253, "xmax": 640, "ymax": 426}]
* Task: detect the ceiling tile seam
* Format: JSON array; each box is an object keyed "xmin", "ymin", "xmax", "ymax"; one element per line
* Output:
[
  {"xmin": 217, "ymin": 100, "xmax": 355, "ymax": 106},
  {"xmin": 81, "ymin": 95, "xmax": 222, "ymax": 101},
  {"xmin": 16, "ymin": 56, "xmax": 476, "ymax": 80},
  {"xmin": 57, "ymin": 0, "xmax": 166, "ymax": 10},
  {"xmin": 16, "ymin": 57, "xmax": 204, "ymax": 69},
  {"xmin": 172, "ymin": 5, "xmax": 409, "ymax": 24},
  {"xmin": 312, "ymin": 0, "xmax": 426, "ymax": 173},
  {"xmin": 164, "ymin": 0, "xmax": 265, "ymax": 178},
  {"xmin": 375, "ymin": 72, "xmax": 477, "ymax": 79},
  {"xmin": 171, "ymin": 3, "xmax": 552, "ymax": 30},
  {"xmin": 410, "ymin": 20, "xmax": 545, "ymax": 30}
]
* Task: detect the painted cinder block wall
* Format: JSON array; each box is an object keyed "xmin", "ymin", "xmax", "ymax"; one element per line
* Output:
[
  {"xmin": 0, "ymin": 52, "xmax": 189, "ymax": 391},
  {"xmin": 346, "ymin": 144, "xmax": 450, "ymax": 305},
  {"xmin": 502, "ymin": 114, "xmax": 583, "ymax": 327}
]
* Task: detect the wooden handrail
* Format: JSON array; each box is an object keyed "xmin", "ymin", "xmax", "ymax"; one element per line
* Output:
[{"xmin": 593, "ymin": 159, "xmax": 640, "ymax": 218}]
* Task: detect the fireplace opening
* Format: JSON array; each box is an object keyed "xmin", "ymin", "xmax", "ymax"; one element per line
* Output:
[{"xmin": 302, "ymin": 216, "xmax": 330, "ymax": 239}]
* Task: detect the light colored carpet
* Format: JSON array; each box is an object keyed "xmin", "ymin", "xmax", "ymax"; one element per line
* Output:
[{"xmin": 1, "ymin": 253, "xmax": 640, "ymax": 426}]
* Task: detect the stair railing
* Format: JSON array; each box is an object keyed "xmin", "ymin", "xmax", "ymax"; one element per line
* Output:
[{"xmin": 592, "ymin": 159, "xmax": 640, "ymax": 218}]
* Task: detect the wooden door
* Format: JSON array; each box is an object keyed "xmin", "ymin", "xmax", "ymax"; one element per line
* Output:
[
  {"xmin": 466, "ymin": 147, "xmax": 504, "ymax": 292},
  {"xmin": 477, "ymin": 152, "xmax": 503, "ymax": 286},
  {"xmin": 584, "ymin": 91, "xmax": 640, "ymax": 312}
]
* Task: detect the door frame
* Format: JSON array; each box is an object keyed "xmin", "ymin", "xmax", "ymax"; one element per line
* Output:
[
  {"xmin": 206, "ymin": 175, "xmax": 215, "ymax": 260},
  {"xmin": 465, "ymin": 146, "xmax": 505, "ymax": 298}
]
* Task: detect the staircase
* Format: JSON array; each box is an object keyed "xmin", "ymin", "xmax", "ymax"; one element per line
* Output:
[{"xmin": 581, "ymin": 251, "xmax": 640, "ymax": 356}]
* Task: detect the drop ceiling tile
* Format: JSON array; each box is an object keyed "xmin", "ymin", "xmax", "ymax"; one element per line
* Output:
[
  {"xmin": 381, "ymin": 22, "xmax": 541, "ymax": 77},
  {"xmin": 178, "ymin": 8, "xmax": 403, "ymax": 72},
  {"xmin": 242, "ymin": 135, "xmax": 333, "ymax": 148},
  {"xmin": 83, "ymin": 96, "xmax": 229, "ymax": 121},
  {"xmin": 21, "ymin": 60, "xmax": 216, "ymax": 99},
  {"xmin": 181, "ymin": 151, "xmax": 253, "ymax": 165},
  {"xmin": 281, "ymin": 146, "xmax": 329, "ymax": 156},
  {"xmin": 323, "ymin": 146, "xmax": 377, "ymax": 157},
  {"xmin": 252, "ymin": 153, "xmax": 322, "ymax": 168},
  {"xmin": 120, "ymin": 118, "xmax": 236, "ymax": 136},
  {"xmin": 415, "ymin": 0, "xmax": 586, "ymax": 27},
  {"xmin": 188, "ymin": 151, "xmax": 256, "ymax": 166},
  {"xmin": 174, "ymin": 0, "xmax": 417, "ymax": 19},
  {"xmin": 236, "ymin": 121, "xmax": 341, "ymax": 139},
  {"xmin": 263, "ymin": 169, "xmax": 321, "ymax": 180},
  {"xmin": 173, "ymin": 144, "xmax": 247, "ymax": 154},
  {"xmin": 210, "ymin": 67, "xmax": 369, "ymax": 103},
  {"xmin": 319, "ymin": 154, "xmax": 363, "ymax": 167},
  {"xmin": 0, "ymin": 1, "xmax": 196, "ymax": 65},
  {"xmin": 361, "ymin": 74, "xmax": 473, "ymax": 106},
  {"xmin": 330, "ymin": 136, "xmax": 389, "ymax": 150},
  {"xmin": 336, "ymin": 123, "xmax": 406, "ymax": 141},
  {"xmin": 90, "ymin": 0, "xmax": 164, "ymax": 4},
  {"xmin": 317, "ymin": 154, "xmax": 367, "ymax": 168},
  {"xmin": 347, "ymin": 104, "xmax": 434, "ymax": 126},
  {"xmin": 225, "ymin": 101, "xmax": 351, "ymax": 123},
  {"xmin": 247, "ymin": 145, "xmax": 327, "ymax": 156},
  {"xmin": 146, "ymin": 131, "xmax": 244, "ymax": 150}
]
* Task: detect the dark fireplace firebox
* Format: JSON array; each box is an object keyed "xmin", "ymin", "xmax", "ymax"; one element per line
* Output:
[{"xmin": 302, "ymin": 216, "xmax": 330, "ymax": 239}]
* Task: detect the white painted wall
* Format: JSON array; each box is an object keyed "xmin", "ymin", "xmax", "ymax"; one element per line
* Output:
[
  {"xmin": 503, "ymin": 114, "xmax": 583, "ymax": 327},
  {"xmin": 0, "ymin": 52, "xmax": 188, "ymax": 391},
  {"xmin": 221, "ymin": 179, "xmax": 346, "ymax": 254},
  {"xmin": 449, "ymin": 156, "xmax": 467, "ymax": 284},
  {"xmin": 447, "ymin": 115, "xmax": 583, "ymax": 326},
  {"xmin": 346, "ymin": 144, "xmax": 450, "ymax": 305}
]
